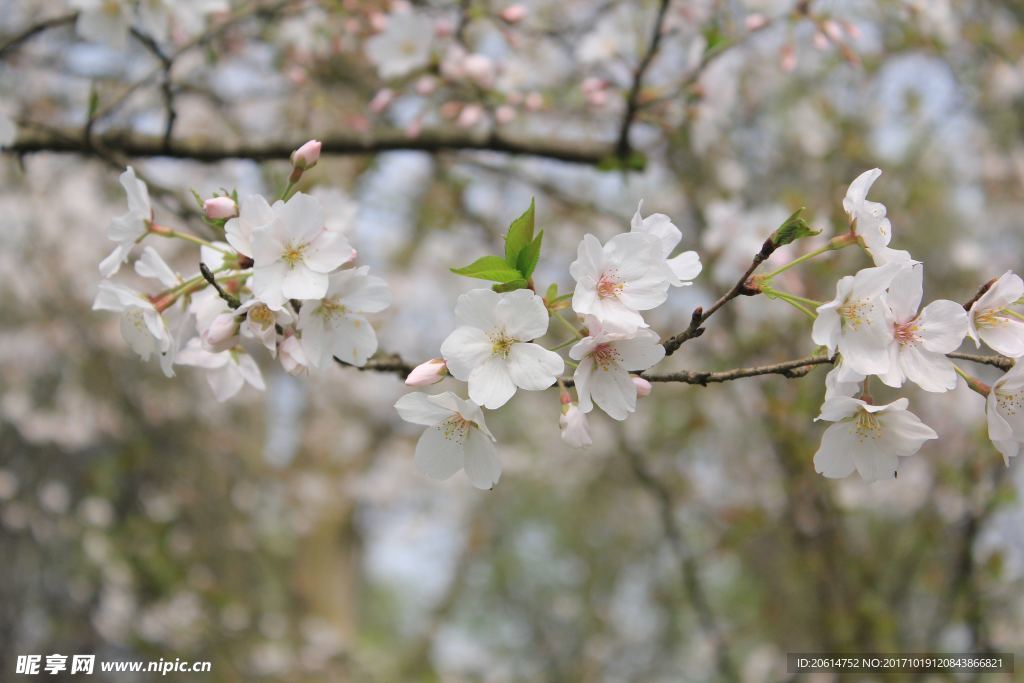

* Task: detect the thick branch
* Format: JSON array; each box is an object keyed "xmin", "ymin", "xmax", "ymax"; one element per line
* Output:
[
  {"xmin": 0, "ymin": 13, "xmax": 77, "ymax": 59},
  {"xmin": 6, "ymin": 127, "xmax": 612, "ymax": 166}
]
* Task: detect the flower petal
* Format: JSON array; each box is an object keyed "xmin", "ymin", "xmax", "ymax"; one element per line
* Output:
[
  {"xmin": 440, "ymin": 326, "xmax": 493, "ymax": 380},
  {"xmin": 506, "ymin": 342, "xmax": 563, "ymax": 390},
  {"xmin": 414, "ymin": 425, "xmax": 465, "ymax": 481},
  {"xmin": 468, "ymin": 357, "xmax": 517, "ymax": 409},
  {"xmin": 463, "ymin": 428, "xmax": 501, "ymax": 489}
]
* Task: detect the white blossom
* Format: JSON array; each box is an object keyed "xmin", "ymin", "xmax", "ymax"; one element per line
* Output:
[
  {"xmin": 250, "ymin": 192, "xmax": 356, "ymax": 307},
  {"xmin": 570, "ymin": 232, "xmax": 670, "ymax": 333},
  {"xmin": 364, "ymin": 12, "xmax": 434, "ymax": 80},
  {"xmin": 133, "ymin": 247, "xmax": 178, "ymax": 288},
  {"xmin": 394, "ymin": 391, "xmax": 500, "ymax": 489},
  {"xmin": 812, "ymin": 262, "xmax": 904, "ymax": 376},
  {"xmin": 823, "ymin": 358, "xmax": 865, "ymax": 400},
  {"xmin": 986, "ymin": 361, "xmax": 1024, "ymax": 464},
  {"xmin": 630, "ymin": 201, "xmax": 702, "ymax": 287},
  {"xmin": 298, "ymin": 266, "xmax": 391, "ymax": 368},
  {"xmin": 559, "ymin": 403, "xmax": 592, "ymax": 448},
  {"xmin": 225, "ymin": 195, "xmax": 275, "ymax": 258},
  {"xmin": 72, "ymin": 0, "xmax": 133, "ymax": 49},
  {"xmin": 176, "ymin": 338, "xmax": 265, "ymax": 402},
  {"xmin": 967, "ymin": 271, "xmax": 1024, "ymax": 358},
  {"xmin": 569, "ymin": 318, "xmax": 665, "ymax": 420},
  {"xmin": 278, "ymin": 334, "xmax": 309, "ymax": 376},
  {"xmin": 843, "ymin": 168, "xmax": 912, "ymax": 266},
  {"xmin": 100, "ymin": 167, "xmax": 152, "ymax": 277},
  {"xmin": 813, "ymin": 396, "xmax": 937, "ymax": 482},
  {"xmin": 440, "ymin": 289, "xmax": 564, "ymax": 409},
  {"xmin": 92, "ymin": 280, "xmax": 175, "ymax": 377},
  {"xmin": 878, "ymin": 263, "xmax": 968, "ymax": 392}
]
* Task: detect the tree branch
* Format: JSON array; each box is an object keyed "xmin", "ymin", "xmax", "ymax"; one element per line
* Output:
[
  {"xmin": 614, "ymin": 0, "xmax": 673, "ymax": 160},
  {"xmin": 0, "ymin": 12, "xmax": 77, "ymax": 60},
  {"xmin": 6, "ymin": 127, "xmax": 612, "ymax": 166}
]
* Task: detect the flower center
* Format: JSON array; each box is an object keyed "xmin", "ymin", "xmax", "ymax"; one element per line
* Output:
[
  {"xmin": 282, "ymin": 242, "xmax": 307, "ymax": 267},
  {"xmin": 592, "ymin": 342, "xmax": 621, "ymax": 370},
  {"xmin": 248, "ymin": 304, "xmax": 275, "ymax": 329},
  {"xmin": 438, "ymin": 414, "xmax": 472, "ymax": 442},
  {"xmin": 597, "ymin": 270, "xmax": 623, "ymax": 299},
  {"xmin": 974, "ymin": 309, "xmax": 1005, "ymax": 329},
  {"xmin": 893, "ymin": 319, "xmax": 920, "ymax": 346},
  {"xmin": 490, "ymin": 331, "xmax": 515, "ymax": 359},
  {"xmin": 838, "ymin": 298, "xmax": 872, "ymax": 329},
  {"xmin": 314, "ymin": 298, "xmax": 346, "ymax": 322},
  {"xmin": 852, "ymin": 408, "xmax": 882, "ymax": 442},
  {"xmin": 400, "ymin": 40, "xmax": 418, "ymax": 56},
  {"xmin": 996, "ymin": 388, "xmax": 1024, "ymax": 416}
]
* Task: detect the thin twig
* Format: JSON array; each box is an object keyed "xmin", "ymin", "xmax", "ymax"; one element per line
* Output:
[
  {"xmin": 947, "ymin": 352, "xmax": 1012, "ymax": 371},
  {"xmin": 614, "ymin": 0, "xmax": 673, "ymax": 160},
  {"xmin": 199, "ymin": 262, "xmax": 240, "ymax": 309},
  {"xmin": 0, "ymin": 12, "xmax": 77, "ymax": 60}
]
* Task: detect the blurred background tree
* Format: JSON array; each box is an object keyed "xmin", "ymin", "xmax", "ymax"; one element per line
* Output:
[{"xmin": 1, "ymin": 0, "xmax": 1023, "ymax": 680}]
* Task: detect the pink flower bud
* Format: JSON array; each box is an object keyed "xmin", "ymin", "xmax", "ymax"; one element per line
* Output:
[
  {"xmin": 823, "ymin": 19, "xmax": 843, "ymax": 41},
  {"xmin": 434, "ymin": 18, "xmax": 454, "ymax": 38},
  {"xmin": 463, "ymin": 53, "xmax": 496, "ymax": 87},
  {"xmin": 369, "ymin": 12, "xmax": 387, "ymax": 32},
  {"xmin": 203, "ymin": 196, "xmax": 238, "ymax": 220},
  {"xmin": 457, "ymin": 104, "xmax": 484, "ymax": 128},
  {"xmin": 813, "ymin": 32, "xmax": 830, "ymax": 50},
  {"xmin": 780, "ymin": 44, "xmax": 797, "ymax": 72},
  {"xmin": 524, "ymin": 91, "xmax": 543, "ymax": 111},
  {"xmin": 581, "ymin": 77, "xmax": 605, "ymax": 95},
  {"xmin": 495, "ymin": 105, "xmax": 516, "ymax": 124},
  {"xmin": 415, "ymin": 75, "xmax": 437, "ymax": 95},
  {"xmin": 843, "ymin": 21, "xmax": 862, "ymax": 40},
  {"xmin": 632, "ymin": 377, "xmax": 652, "ymax": 398},
  {"xmin": 405, "ymin": 358, "xmax": 447, "ymax": 386},
  {"xmin": 499, "ymin": 4, "xmax": 527, "ymax": 23},
  {"xmin": 202, "ymin": 312, "xmax": 240, "ymax": 353},
  {"xmin": 744, "ymin": 13, "xmax": 768, "ymax": 31},
  {"xmin": 369, "ymin": 88, "xmax": 395, "ymax": 113},
  {"xmin": 291, "ymin": 139, "xmax": 322, "ymax": 170},
  {"xmin": 279, "ymin": 334, "xmax": 308, "ymax": 376}
]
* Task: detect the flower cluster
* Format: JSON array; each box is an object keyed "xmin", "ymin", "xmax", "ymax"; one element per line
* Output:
[
  {"xmin": 70, "ymin": 0, "xmax": 230, "ymax": 50},
  {"xmin": 809, "ymin": 170, "xmax": 1024, "ymax": 481},
  {"xmin": 93, "ymin": 140, "xmax": 391, "ymax": 402},
  {"xmin": 394, "ymin": 200, "xmax": 701, "ymax": 488}
]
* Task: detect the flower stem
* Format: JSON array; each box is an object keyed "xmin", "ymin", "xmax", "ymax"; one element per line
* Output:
[
  {"xmin": 1002, "ymin": 308, "xmax": 1024, "ymax": 323},
  {"xmin": 548, "ymin": 338, "xmax": 578, "ymax": 352},
  {"xmin": 553, "ymin": 312, "xmax": 584, "ymax": 339},
  {"xmin": 955, "ymin": 364, "xmax": 991, "ymax": 396},
  {"xmin": 151, "ymin": 225, "xmax": 231, "ymax": 254},
  {"xmin": 761, "ymin": 233, "xmax": 856, "ymax": 280},
  {"xmin": 771, "ymin": 291, "xmax": 817, "ymax": 319}
]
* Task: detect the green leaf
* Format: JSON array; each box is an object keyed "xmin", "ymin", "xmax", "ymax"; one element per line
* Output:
[
  {"xmin": 516, "ymin": 231, "xmax": 543, "ymax": 279},
  {"xmin": 492, "ymin": 279, "xmax": 529, "ymax": 293},
  {"xmin": 545, "ymin": 283, "xmax": 558, "ymax": 301},
  {"xmin": 451, "ymin": 255, "xmax": 524, "ymax": 283},
  {"xmin": 504, "ymin": 199, "xmax": 535, "ymax": 267},
  {"xmin": 769, "ymin": 207, "xmax": 820, "ymax": 248}
]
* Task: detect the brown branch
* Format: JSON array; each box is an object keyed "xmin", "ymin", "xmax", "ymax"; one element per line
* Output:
[
  {"xmin": 642, "ymin": 354, "xmax": 832, "ymax": 385},
  {"xmin": 662, "ymin": 242, "xmax": 772, "ymax": 356},
  {"xmin": 0, "ymin": 12, "xmax": 77, "ymax": 60},
  {"xmin": 334, "ymin": 354, "xmax": 414, "ymax": 377},
  {"xmin": 6, "ymin": 127, "xmax": 612, "ymax": 166},
  {"xmin": 963, "ymin": 277, "xmax": 996, "ymax": 311},
  {"xmin": 614, "ymin": 0, "xmax": 673, "ymax": 160}
]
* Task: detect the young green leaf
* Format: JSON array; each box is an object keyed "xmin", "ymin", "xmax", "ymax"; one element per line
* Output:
[
  {"xmin": 504, "ymin": 198, "xmax": 536, "ymax": 266},
  {"xmin": 451, "ymin": 255, "xmax": 525, "ymax": 283},
  {"xmin": 545, "ymin": 282, "xmax": 558, "ymax": 302},
  {"xmin": 769, "ymin": 207, "xmax": 820, "ymax": 248},
  {"xmin": 516, "ymin": 231, "xmax": 543, "ymax": 279},
  {"xmin": 492, "ymin": 279, "xmax": 529, "ymax": 293}
]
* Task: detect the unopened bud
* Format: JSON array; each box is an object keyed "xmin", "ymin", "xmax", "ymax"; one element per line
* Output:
[
  {"xmin": 495, "ymin": 105, "xmax": 516, "ymax": 124},
  {"xmin": 369, "ymin": 88, "xmax": 394, "ymax": 113},
  {"xmin": 279, "ymin": 335, "xmax": 309, "ymax": 376},
  {"xmin": 744, "ymin": 13, "xmax": 768, "ymax": 31},
  {"xmin": 457, "ymin": 104, "xmax": 484, "ymax": 128},
  {"xmin": 203, "ymin": 196, "xmax": 238, "ymax": 220},
  {"xmin": 405, "ymin": 358, "xmax": 447, "ymax": 386},
  {"xmin": 499, "ymin": 4, "xmax": 527, "ymax": 23},
  {"xmin": 633, "ymin": 376, "xmax": 652, "ymax": 397},
  {"xmin": 290, "ymin": 139, "xmax": 322, "ymax": 170},
  {"xmin": 202, "ymin": 312, "xmax": 240, "ymax": 352}
]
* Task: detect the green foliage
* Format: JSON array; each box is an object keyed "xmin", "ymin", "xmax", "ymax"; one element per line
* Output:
[
  {"xmin": 451, "ymin": 199, "xmax": 542, "ymax": 291},
  {"xmin": 769, "ymin": 207, "xmax": 820, "ymax": 248}
]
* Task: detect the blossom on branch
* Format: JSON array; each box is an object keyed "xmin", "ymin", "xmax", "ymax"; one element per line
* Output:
[
  {"xmin": 298, "ymin": 266, "xmax": 391, "ymax": 368},
  {"xmin": 364, "ymin": 11, "xmax": 434, "ymax": 80},
  {"xmin": 570, "ymin": 233, "xmax": 670, "ymax": 333},
  {"xmin": 986, "ymin": 361, "xmax": 1024, "ymax": 464},
  {"xmin": 176, "ymin": 338, "xmax": 265, "ymax": 402},
  {"xmin": 100, "ymin": 167, "xmax": 152, "ymax": 277},
  {"xmin": 967, "ymin": 270, "xmax": 1024, "ymax": 358},
  {"xmin": 394, "ymin": 391, "xmax": 501, "ymax": 489},
  {"xmin": 878, "ymin": 263, "xmax": 968, "ymax": 392},
  {"xmin": 441, "ymin": 289, "xmax": 564, "ymax": 409},
  {"xmin": 92, "ymin": 280, "xmax": 175, "ymax": 377},
  {"xmin": 569, "ymin": 318, "xmax": 665, "ymax": 420},
  {"xmin": 813, "ymin": 396, "xmax": 937, "ymax": 482},
  {"xmin": 843, "ymin": 168, "xmax": 911, "ymax": 266},
  {"xmin": 630, "ymin": 202, "xmax": 702, "ymax": 287}
]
